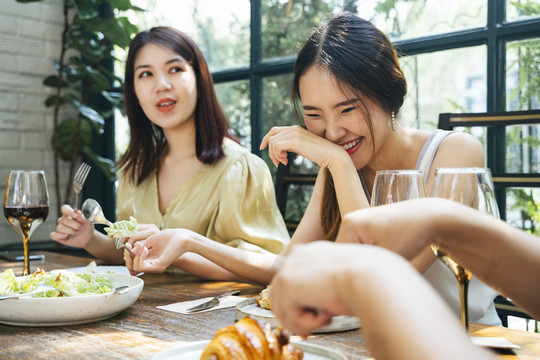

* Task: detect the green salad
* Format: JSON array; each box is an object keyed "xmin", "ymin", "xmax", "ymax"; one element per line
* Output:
[
  {"xmin": 104, "ymin": 216, "xmax": 138, "ymax": 239},
  {"xmin": 0, "ymin": 262, "xmax": 115, "ymax": 298}
]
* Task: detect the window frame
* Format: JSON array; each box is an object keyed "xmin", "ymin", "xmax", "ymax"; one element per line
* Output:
[
  {"xmin": 210, "ymin": 0, "xmax": 540, "ymax": 154},
  {"xmin": 102, "ymin": 0, "xmax": 540, "ymax": 222},
  {"xmin": 212, "ymin": 0, "xmax": 540, "ymax": 226}
]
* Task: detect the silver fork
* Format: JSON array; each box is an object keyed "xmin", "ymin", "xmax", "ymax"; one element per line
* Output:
[
  {"xmin": 72, "ymin": 162, "xmax": 91, "ymax": 210},
  {"xmin": 0, "ymin": 284, "xmax": 59, "ymax": 300}
]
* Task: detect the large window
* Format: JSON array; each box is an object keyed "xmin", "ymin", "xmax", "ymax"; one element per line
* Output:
[{"xmin": 116, "ymin": 0, "xmax": 540, "ymax": 232}]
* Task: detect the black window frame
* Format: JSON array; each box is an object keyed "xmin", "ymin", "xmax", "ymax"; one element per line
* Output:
[
  {"xmin": 100, "ymin": 0, "xmax": 540, "ymax": 223},
  {"xmin": 213, "ymin": 0, "xmax": 540, "ymax": 229}
]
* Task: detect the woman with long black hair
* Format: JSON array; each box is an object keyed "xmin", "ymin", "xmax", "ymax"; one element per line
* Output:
[{"xmin": 51, "ymin": 27, "xmax": 288, "ymax": 282}]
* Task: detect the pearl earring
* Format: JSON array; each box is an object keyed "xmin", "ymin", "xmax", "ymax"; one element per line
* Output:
[{"xmin": 391, "ymin": 111, "xmax": 396, "ymax": 131}]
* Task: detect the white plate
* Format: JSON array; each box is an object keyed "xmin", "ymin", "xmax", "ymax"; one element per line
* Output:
[
  {"xmin": 235, "ymin": 298, "xmax": 360, "ymax": 333},
  {"xmin": 67, "ymin": 265, "xmax": 131, "ymax": 275},
  {"xmin": 0, "ymin": 273, "xmax": 144, "ymax": 326},
  {"xmin": 152, "ymin": 340, "xmax": 347, "ymax": 360}
]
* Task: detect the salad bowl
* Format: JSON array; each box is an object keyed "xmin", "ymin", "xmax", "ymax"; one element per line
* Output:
[{"xmin": 0, "ymin": 273, "xmax": 143, "ymax": 326}]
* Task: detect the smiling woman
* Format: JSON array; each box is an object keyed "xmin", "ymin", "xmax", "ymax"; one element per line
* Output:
[{"xmin": 257, "ymin": 12, "xmax": 500, "ymax": 327}]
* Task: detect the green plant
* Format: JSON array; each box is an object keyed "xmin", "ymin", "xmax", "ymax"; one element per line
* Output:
[
  {"xmin": 15, "ymin": 0, "xmax": 140, "ymax": 214},
  {"xmin": 505, "ymin": 0, "xmax": 540, "ymax": 233}
]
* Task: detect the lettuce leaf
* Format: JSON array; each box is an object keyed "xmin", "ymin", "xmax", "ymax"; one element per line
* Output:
[
  {"xmin": 104, "ymin": 216, "xmax": 138, "ymax": 239},
  {"xmin": 0, "ymin": 269, "xmax": 16, "ymax": 294},
  {"xmin": 0, "ymin": 267, "xmax": 114, "ymax": 297}
]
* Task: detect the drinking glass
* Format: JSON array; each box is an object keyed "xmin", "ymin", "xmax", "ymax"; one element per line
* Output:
[
  {"xmin": 371, "ymin": 170, "xmax": 427, "ymax": 207},
  {"xmin": 3, "ymin": 170, "xmax": 50, "ymax": 276},
  {"xmin": 430, "ymin": 167, "xmax": 499, "ymax": 329}
]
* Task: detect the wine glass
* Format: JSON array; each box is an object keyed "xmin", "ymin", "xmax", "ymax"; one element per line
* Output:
[
  {"xmin": 3, "ymin": 170, "xmax": 50, "ymax": 276},
  {"xmin": 430, "ymin": 167, "xmax": 499, "ymax": 330},
  {"xmin": 371, "ymin": 170, "xmax": 427, "ymax": 207}
]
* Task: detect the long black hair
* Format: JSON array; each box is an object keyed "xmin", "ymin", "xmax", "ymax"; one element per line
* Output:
[
  {"xmin": 292, "ymin": 13, "xmax": 407, "ymax": 240},
  {"xmin": 118, "ymin": 26, "xmax": 232, "ymax": 184}
]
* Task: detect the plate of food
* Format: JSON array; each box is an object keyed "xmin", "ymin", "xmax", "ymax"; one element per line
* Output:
[
  {"xmin": 235, "ymin": 287, "xmax": 360, "ymax": 333},
  {"xmin": 0, "ymin": 265, "xmax": 143, "ymax": 326},
  {"xmin": 152, "ymin": 317, "xmax": 347, "ymax": 360}
]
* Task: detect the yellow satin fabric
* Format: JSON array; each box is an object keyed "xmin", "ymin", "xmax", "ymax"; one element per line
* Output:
[{"xmin": 116, "ymin": 139, "xmax": 289, "ymax": 255}]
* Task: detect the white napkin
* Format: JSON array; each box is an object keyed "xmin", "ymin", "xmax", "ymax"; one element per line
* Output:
[
  {"xmin": 157, "ymin": 296, "xmax": 246, "ymax": 314},
  {"xmin": 471, "ymin": 336, "xmax": 520, "ymax": 350}
]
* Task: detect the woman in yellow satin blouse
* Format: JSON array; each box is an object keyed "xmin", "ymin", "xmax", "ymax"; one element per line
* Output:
[{"xmin": 50, "ymin": 27, "xmax": 289, "ymax": 281}]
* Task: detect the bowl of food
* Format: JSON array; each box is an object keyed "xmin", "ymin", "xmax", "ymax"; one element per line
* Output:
[{"xmin": 0, "ymin": 265, "xmax": 144, "ymax": 326}]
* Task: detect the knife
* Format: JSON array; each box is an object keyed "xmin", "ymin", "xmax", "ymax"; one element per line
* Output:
[{"xmin": 186, "ymin": 290, "xmax": 241, "ymax": 312}]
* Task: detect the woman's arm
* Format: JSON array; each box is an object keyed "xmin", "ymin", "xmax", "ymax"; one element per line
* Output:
[
  {"xmin": 434, "ymin": 200, "xmax": 540, "ymax": 319},
  {"xmin": 50, "ymin": 205, "xmax": 124, "ymax": 264},
  {"xmin": 126, "ymin": 228, "xmax": 276, "ymax": 283},
  {"xmin": 261, "ymin": 125, "xmax": 369, "ymax": 217},
  {"xmin": 84, "ymin": 230, "xmax": 125, "ymax": 264},
  {"xmin": 335, "ymin": 197, "xmax": 540, "ymax": 320},
  {"xmin": 270, "ymin": 242, "xmax": 493, "ymax": 360},
  {"xmin": 182, "ymin": 167, "xmax": 331, "ymax": 282},
  {"xmin": 191, "ymin": 168, "xmax": 329, "ymax": 280},
  {"xmin": 325, "ymin": 149, "xmax": 370, "ymax": 215}
]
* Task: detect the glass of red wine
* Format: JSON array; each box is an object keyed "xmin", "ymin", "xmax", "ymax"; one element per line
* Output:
[{"xmin": 3, "ymin": 170, "xmax": 49, "ymax": 276}]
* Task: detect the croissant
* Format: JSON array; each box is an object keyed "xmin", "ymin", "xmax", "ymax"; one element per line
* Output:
[
  {"xmin": 256, "ymin": 287, "xmax": 272, "ymax": 310},
  {"xmin": 200, "ymin": 316, "xmax": 303, "ymax": 360}
]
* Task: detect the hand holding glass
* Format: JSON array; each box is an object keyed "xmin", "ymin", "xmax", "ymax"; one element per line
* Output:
[
  {"xmin": 430, "ymin": 167, "xmax": 499, "ymax": 329},
  {"xmin": 3, "ymin": 170, "xmax": 50, "ymax": 276}
]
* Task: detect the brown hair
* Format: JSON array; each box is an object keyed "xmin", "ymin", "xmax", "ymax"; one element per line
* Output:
[
  {"xmin": 118, "ymin": 26, "xmax": 233, "ymax": 184},
  {"xmin": 292, "ymin": 13, "xmax": 407, "ymax": 240}
]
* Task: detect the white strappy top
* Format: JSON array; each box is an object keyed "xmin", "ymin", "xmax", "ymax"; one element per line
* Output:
[{"xmin": 361, "ymin": 129, "xmax": 501, "ymax": 326}]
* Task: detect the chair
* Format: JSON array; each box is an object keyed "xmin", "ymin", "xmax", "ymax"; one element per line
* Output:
[
  {"xmin": 274, "ymin": 153, "xmax": 317, "ymax": 234},
  {"xmin": 438, "ymin": 109, "xmax": 540, "ymax": 331}
]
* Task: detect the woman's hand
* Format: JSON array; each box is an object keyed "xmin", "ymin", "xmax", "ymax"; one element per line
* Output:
[
  {"xmin": 335, "ymin": 199, "xmax": 444, "ymax": 259},
  {"xmin": 122, "ymin": 223, "xmax": 160, "ymax": 248},
  {"xmin": 50, "ymin": 204, "xmax": 94, "ymax": 248},
  {"xmin": 260, "ymin": 125, "xmax": 346, "ymax": 169},
  {"xmin": 124, "ymin": 228, "xmax": 194, "ymax": 275},
  {"xmin": 270, "ymin": 241, "xmax": 357, "ymax": 337}
]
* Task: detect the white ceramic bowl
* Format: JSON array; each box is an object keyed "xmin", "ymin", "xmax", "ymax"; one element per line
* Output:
[{"xmin": 0, "ymin": 273, "xmax": 144, "ymax": 326}]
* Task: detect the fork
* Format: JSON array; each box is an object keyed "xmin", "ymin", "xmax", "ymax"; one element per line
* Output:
[
  {"xmin": 72, "ymin": 162, "xmax": 91, "ymax": 210},
  {"xmin": 0, "ymin": 284, "xmax": 60, "ymax": 300}
]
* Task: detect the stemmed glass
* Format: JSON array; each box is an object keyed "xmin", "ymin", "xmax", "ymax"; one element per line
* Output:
[
  {"xmin": 430, "ymin": 167, "xmax": 499, "ymax": 330},
  {"xmin": 371, "ymin": 170, "xmax": 426, "ymax": 207},
  {"xmin": 3, "ymin": 170, "xmax": 50, "ymax": 276}
]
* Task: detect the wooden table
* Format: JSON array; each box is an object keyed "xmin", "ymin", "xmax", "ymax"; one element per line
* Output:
[{"xmin": 1, "ymin": 252, "xmax": 539, "ymax": 359}]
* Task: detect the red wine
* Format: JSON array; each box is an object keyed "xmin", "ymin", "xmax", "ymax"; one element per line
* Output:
[{"xmin": 4, "ymin": 205, "xmax": 49, "ymax": 238}]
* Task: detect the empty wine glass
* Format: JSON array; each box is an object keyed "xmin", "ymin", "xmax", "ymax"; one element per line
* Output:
[
  {"xmin": 371, "ymin": 170, "xmax": 426, "ymax": 207},
  {"xmin": 431, "ymin": 167, "xmax": 499, "ymax": 330},
  {"xmin": 3, "ymin": 170, "xmax": 50, "ymax": 276}
]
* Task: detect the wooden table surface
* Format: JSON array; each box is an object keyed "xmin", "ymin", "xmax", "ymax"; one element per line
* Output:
[{"xmin": 1, "ymin": 251, "xmax": 539, "ymax": 360}]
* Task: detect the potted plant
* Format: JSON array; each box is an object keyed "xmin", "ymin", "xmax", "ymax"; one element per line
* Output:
[{"xmin": 15, "ymin": 0, "xmax": 140, "ymax": 214}]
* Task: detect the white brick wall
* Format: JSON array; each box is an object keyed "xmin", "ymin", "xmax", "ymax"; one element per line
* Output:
[{"xmin": 0, "ymin": 0, "xmax": 72, "ymax": 246}]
